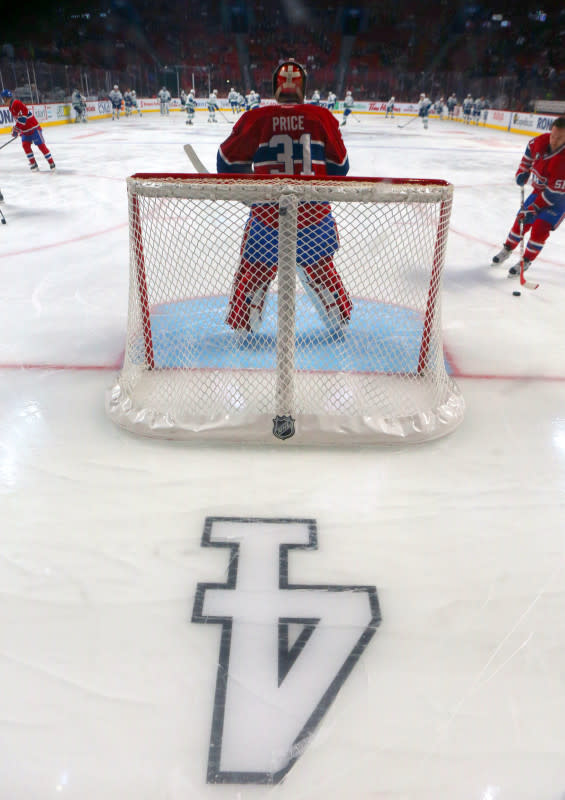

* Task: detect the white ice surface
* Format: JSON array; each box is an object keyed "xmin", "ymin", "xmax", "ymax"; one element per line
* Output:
[{"xmin": 1, "ymin": 111, "xmax": 565, "ymax": 800}]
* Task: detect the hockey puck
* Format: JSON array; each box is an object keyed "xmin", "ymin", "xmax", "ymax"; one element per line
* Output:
[{"xmin": 512, "ymin": 290, "xmax": 521, "ymax": 296}]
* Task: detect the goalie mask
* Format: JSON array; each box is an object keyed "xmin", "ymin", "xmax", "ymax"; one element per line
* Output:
[{"xmin": 272, "ymin": 60, "xmax": 307, "ymax": 103}]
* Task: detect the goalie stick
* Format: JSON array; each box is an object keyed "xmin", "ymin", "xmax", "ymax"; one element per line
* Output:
[
  {"xmin": 516, "ymin": 185, "xmax": 539, "ymax": 291},
  {"xmin": 183, "ymin": 143, "xmax": 208, "ymax": 173}
]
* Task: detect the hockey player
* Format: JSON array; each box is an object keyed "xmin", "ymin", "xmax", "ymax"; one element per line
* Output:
[
  {"xmin": 217, "ymin": 58, "xmax": 351, "ymax": 334},
  {"xmin": 123, "ymin": 89, "xmax": 133, "ymax": 117},
  {"xmin": 310, "ymin": 89, "xmax": 321, "ymax": 105},
  {"xmin": 1, "ymin": 89, "xmax": 55, "ymax": 171},
  {"xmin": 471, "ymin": 97, "xmax": 481, "ymax": 125},
  {"xmin": 418, "ymin": 94, "xmax": 432, "ymax": 129},
  {"xmin": 180, "ymin": 89, "xmax": 187, "ymax": 110},
  {"xmin": 228, "ymin": 87, "xmax": 239, "ymax": 114},
  {"xmin": 446, "ymin": 93, "xmax": 457, "ymax": 120},
  {"xmin": 158, "ymin": 86, "xmax": 171, "ymax": 115},
  {"xmin": 385, "ymin": 96, "xmax": 395, "ymax": 118},
  {"xmin": 434, "ymin": 97, "xmax": 445, "ymax": 120},
  {"xmin": 109, "ymin": 85, "xmax": 122, "ymax": 120},
  {"xmin": 71, "ymin": 88, "xmax": 87, "ymax": 123},
  {"xmin": 341, "ymin": 90, "xmax": 354, "ymax": 126},
  {"xmin": 130, "ymin": 90, "xmax": 142, "ymax": 117},
  {"xmin": 207, "ymin": 90, "xmax": 219, "ymax": 122},
  {"xmin": 237, "ymin": 92, "xmax": 245, "ymax": 112},
  {"xmin": 185, "ymin": 90, "xmax": 196, "ymax": 125},
  {"xmin": 492, "ymin": 117, "xmax": 565, "ymax": 278},
  {"xmin": 249, "ymin": 90, "xmax": 260, "ymax": 110},
  {"xmin": 327, "ymin": 91, "xmax": 337, "ymax": 112},
  {"xmin": 462, "ymin": 94, "xmax": 473, "ymax": 124},
  {"xmin": 109, "ymin": 84, "xmax": 122, "ymax": 119}
]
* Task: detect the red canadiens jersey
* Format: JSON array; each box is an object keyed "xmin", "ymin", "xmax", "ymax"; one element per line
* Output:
[
  {"xmin": 217, "ymin": 103, "xmax": 349, "ymax": 177},
  {"xmin": 9, "ymin": 98, "xmax": 40, "ymax": 134},
  {"xmin": 516, "ymin": 132, "xmax": 565, "ymax": 210}
]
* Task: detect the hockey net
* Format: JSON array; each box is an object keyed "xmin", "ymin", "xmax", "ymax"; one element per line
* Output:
[{"xmin": 106, "ymin": 173, "xmax": 464, "ymax": 444}]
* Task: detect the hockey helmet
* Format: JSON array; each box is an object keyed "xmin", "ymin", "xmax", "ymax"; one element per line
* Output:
[
  {"xmin": 1, "ymin": 89, "xmax": 13, "ymax": 100},
  {"xmin": 272, "ymin": 59, "xmax": 307, "ymax": 102},
  {"xmin": 113, "ymin": 84, "xmax": 119, "ymax": 90}
]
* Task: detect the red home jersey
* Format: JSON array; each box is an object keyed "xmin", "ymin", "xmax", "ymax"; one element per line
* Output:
[
  {"xmin": 9, "ymin": 99, "xmax": 40, "ymax": 135},
  {"xmin": 516, "ymin": 132, "xmax": 565, "ymax": 210},
  {"xmin": 217, "ymin": 103, "xmax": 349, "ymax": 177}
]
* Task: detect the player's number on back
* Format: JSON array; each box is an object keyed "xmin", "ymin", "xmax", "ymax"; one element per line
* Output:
[{"xmin": 269, "ymin": 133, "xmax": 314, "ymax": 176}]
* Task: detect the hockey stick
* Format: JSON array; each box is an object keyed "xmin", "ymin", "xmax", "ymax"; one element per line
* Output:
[
  {"xmin": 184, "ymin": 143, "xmax": 208, "ymax": 173},
  {"xmin": 518, "ymin": 186, "xmax": 539, "ymax": 291},
  {"xmin": 397, "ymin": 116, "xmax": 417, "ymax": 129},
  {"xmin": 0, "ymin": 207, "xmax": 6, "ymax": 224},
  {"xmin": 219, "ymin": 108, "xmax": 233, "ymax": 124},
  {"xmin": 0, "ymin": 135, "xmax": 17, "ymax": 152}
]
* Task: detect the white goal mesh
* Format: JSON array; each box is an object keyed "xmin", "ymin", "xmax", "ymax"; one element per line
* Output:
[{"xmin": 106, "ymin": 173, "xmax": 464, "ymax": 444}]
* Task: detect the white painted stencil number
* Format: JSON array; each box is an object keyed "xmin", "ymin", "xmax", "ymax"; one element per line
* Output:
[
  {"xmin": 192, "ymin": 517, "xmax": 381, "ymax": 784},
  {"xmin": 269, "ymin": 133, "xmax": 314, "ymax": 175}
]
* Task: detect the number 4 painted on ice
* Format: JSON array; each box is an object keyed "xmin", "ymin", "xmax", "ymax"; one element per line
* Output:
[{"xmin": 192, "ymin": 517, "xmax": 381, "ymax": 784}]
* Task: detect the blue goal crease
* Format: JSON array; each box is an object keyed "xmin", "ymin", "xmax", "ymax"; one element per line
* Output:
[{"xmin": 134, "ymin": 296, "xmax": 452, "ymax": 375}]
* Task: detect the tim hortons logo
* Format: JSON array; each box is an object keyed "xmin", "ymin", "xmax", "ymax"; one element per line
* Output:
[{"xmin": 192, "ymin": 517, "xmax": 381, "ymax": 784}]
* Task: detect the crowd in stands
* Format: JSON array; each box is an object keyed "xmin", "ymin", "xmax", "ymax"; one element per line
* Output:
[{"xmin": 0, "ymin": 0, "xmax": 562, "ymax": 109}]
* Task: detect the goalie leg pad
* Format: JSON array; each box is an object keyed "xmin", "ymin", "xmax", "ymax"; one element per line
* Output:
[
  {"xmin": 226, "ymin": 259, "xmax": 277, "ymax": 332},
  {"xmin": 299, "ymin": 257, "xmax": 352, "ymax": 330}
]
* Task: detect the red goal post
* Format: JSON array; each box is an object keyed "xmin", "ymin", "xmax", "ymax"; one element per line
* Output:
[{"xmin": 106, "ymin": 173, "xmax": 464, "ymax": 444}]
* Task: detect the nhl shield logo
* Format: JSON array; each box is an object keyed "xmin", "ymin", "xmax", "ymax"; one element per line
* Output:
[{"xmin": 272, "ymin": 414, "xmax": 296, "ymax": 441}]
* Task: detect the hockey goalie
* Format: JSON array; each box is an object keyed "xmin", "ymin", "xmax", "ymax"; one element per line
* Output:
[{"xmin": 216, "ymin": 59, "xmax": 352, "ymax": 333}]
